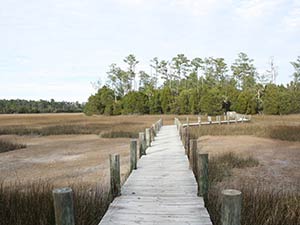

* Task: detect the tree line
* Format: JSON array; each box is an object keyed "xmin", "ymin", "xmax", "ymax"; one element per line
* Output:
[
  {"xmin": 0, "ymin": 99, "xmax": 83, "ymax": 114},
  {"xmin": 84, "ymin": 53, "xmax": 300, "ymax": 116}
]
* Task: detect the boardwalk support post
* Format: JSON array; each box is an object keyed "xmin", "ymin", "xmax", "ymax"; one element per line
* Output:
[
  {"xmin": 130, "ymin": 139, "xmax": 137, "ymax": 171},
  {"xmin": 110, "ymin": 154, "xmax": 121, "ymax": 198},
  {"xmin": 52, "ymin": 187, "xmax": 75, "ymax": 225},
  {"xmin": 145, "ymin": 128, "xmax": 151, "ymax": 147},
  {"xmin": 189, "ymin": 139, "xmax": 197, "ymax": 174},
  {"xmin": 221, "ymin": 189, "xmax": 242, "ymax": 225},
  {"xmin": 139, "ymin": 132, "xmax": 146, "ymax": 157},
  {"xmin": 197, "ymin": 153, "xmax": 208, "ymax": 203}
]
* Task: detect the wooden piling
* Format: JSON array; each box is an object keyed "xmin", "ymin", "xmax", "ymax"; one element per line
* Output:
[
  {"xmin": 145, "ymin": 128, "xmax": 151, "ymax": 147},
  {"xmin": 139, "ymin": 132, "xmax": 146, "ymax": 157},
  {"xmin": 197, "ymin": 153, "xmax": 208, "ymax": 200},
  {"xmin": 109, "ymin": 154, "xmax": 121, "ymax": 198},
  {"xmin": 185, "ymin": 126, "xmax": 190, "ymax": 151},
  {"xmin": 189, "ymin": 139, "xmax": 197, "ymax": 174},
  {"xmin": 221, "ymin": 189, "xmax": 242, "ymax": 225},
  {"xmin": 130, "ymin": 139, "xmax": 137, "ymax": 171},
  {"xmin": 52, "ymin": 187, "xmax": 75, "ymax": 225}
]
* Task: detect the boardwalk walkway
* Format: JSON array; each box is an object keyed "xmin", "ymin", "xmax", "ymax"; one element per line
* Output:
[{"xmin": 99, "ymin": 125, "xmax": 212, "ymax": 225}]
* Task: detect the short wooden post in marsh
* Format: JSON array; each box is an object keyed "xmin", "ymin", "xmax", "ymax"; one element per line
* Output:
[
  {"xmin": 52, "ymin": 187, "xmax": 75, "ymax": 225},
  {"xmin": 130, "ymin": 139, "xmax": 137, "ymax": 171},
  {"xmin": 189, "ymin": 139, "xmax": 197, "ymax": 174},
  {"xmin": 197, "ymin": 153, "xmax": 208, "ymax": 203},
  {"xmin": 221, "ymin": 189, "xmax": 242, "ymax": 225},
  {"xmin": 139, "ymin": 132, "xmax": 146, "ymax": 157},
  {"xmin": 198, "ymin": 116, "xmax": 201, "ymax": 127},
  {"xmin": 109, "ymin": 154, "xmax": 121, "ymax": 198},
  {"xmin": 145, "ymin": 128, "xmax": 151, "ymax": 147}
]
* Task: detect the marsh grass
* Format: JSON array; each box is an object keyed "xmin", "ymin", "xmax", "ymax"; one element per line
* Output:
[
  {"xmin": 191, "ymin": 124, "xmax": 300, "ymax": 142},
  {"xmin": 0, "ymin": 140, "xmax": 26, "ymax": 153},
  {"xmin": 101, "ymin": 131, "xmax": 139, "ymax": 138},
  {"xmin": 0, "ymin": 114, "xmax": 167, "ymax": 137},
  {"xmin": 208, "ymin": 152, "xmax": 259, "ymax": 183},
  {"xmin": 0, "ymin": 181, "xmax": 110, "ymax": 225},
  {"xmin": 206, "ymin": 153, "xmax": 300, "ymax": 225}
]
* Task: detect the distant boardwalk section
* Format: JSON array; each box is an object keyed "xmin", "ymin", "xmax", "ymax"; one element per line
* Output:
[{"xmin": 99, "ymin": 125, "xmax": 212, "ymax": 225}]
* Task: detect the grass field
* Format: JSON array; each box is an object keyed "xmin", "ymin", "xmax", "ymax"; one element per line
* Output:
[{"xmin": 0, "ymin": 113, "xmax": 299, "ymax": 225}]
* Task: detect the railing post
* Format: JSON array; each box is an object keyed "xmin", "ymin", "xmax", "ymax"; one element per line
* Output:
[
  {"xmin": 197, "ymin": 153, "xmax": 208, "ymax": 202},
  {"xmin": 52, "ymin": 187, "xmax": 75, "ymax": 225},
  {"xmin": 145, "ymin": 128, "xmax": 151, "ymax": 147},
  {"xmin": 198, "ymin": 116, "xmax": 201, "ymax": 127},
  {"xmin": 130, "ymin": 139, "xmax": 137, "ymax": 171},
  {"xmin": 217, "ymin": 116, "xmax": 221, "ymax": 125},
  {"xmin": 221, "ymin": 189, "xmax": 242, "ymax": 225},
  {"xmin": 152, "ymin": 124, "xmax": 156, "ymax": 137},
  {"xmin": 185, "ymin": 126, "xmax": 190, "ymax": 151},
  {"xmin": 208, "ymin": 116, "xmax": 212, "ymax": 124},
  {"xmin": 139, "ymin": 132, "xmax": 146, "ymax": 157},
  {"xmin": 189, "ymin": 139, "xmax": 197, "ymax": 174},
  {"xmin": 109, "ymin": 154, "xmax": 121, "ymax": 198}
]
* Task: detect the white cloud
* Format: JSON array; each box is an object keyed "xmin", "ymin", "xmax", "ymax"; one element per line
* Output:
[
  {"xmin": 283, "ymin": 1, "xmax": 300, "ymax": 30},
  {"xmin": 172, "ymin": 0, "xmax": 232, "ymax": 16},
  {"xmin": 235, "ymin": 0, "xmax": 285, "ymax": 19}
]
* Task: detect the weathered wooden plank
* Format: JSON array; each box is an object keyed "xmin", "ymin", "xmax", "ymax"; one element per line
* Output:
[{"xmin": 99, "ymin": 125, "xmax": 212, "ymax": 225}]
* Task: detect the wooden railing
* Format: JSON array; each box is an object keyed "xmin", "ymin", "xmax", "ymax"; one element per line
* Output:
[
  {"xmin": 51, "ymin": 118, "xmax": 163, "ymax": 225},
  {"xmin": 179, "ymin": 113, "xmax": 251, "ymax": 127},
  {"xmin": 175, "ymin": 117, "xmax": 242, "ymax": 225}
]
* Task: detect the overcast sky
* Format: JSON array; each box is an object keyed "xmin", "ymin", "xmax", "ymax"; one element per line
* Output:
[{"xmin": 0, "ymin": 0, "xmax": 300, "ymax": 102}]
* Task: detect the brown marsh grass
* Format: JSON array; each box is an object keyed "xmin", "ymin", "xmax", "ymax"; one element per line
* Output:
[
  {"xmin": 0, "ymin": 140, "xmax": 26, "ymax": 153},
  {"xmin": 0, "ymin": 113, "xmax": 175, "ymax": 136},
  {"xmin": 0, "ymin": 181, "xmax": 110, "ymax": 225},
  {"xmin": 188, "ymin": 114, "xmax": 300, "ymax": 142},
  {"xmin": 206, "ymin": 153, "xmax": 300, "ymax": 225}
]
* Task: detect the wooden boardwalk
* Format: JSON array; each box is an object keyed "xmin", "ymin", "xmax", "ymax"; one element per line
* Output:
[{"xmin": 99, "ymin": 125, "xmax": 212, "ymax": 225}]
